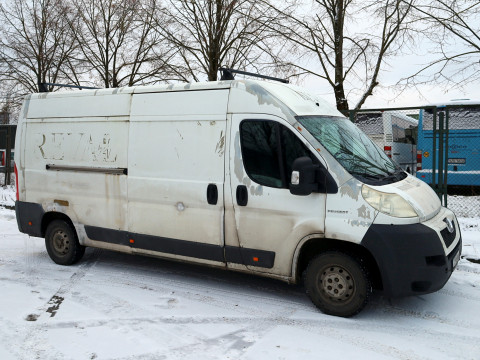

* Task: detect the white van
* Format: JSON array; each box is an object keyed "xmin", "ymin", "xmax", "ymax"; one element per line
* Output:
[{"xmin": 14, "ymin": 80, "xmax": 461, "ymax": 317}]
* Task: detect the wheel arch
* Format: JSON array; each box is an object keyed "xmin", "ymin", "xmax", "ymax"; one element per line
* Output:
[
  {"xmin": 41, "ymin": 211, "xmax": 76, "ymax": 238},
  {"xmin": 292, "ymin": 236, "xmax": 383, "ymax": 290}
]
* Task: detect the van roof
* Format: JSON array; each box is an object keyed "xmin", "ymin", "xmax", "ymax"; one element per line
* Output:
[
  {"xmin": 25, "ymin": 80, "xmax": 343, "ymax": 121},
  {"xmin": 29, "ymin": 80, "xmax": 232, "ymax": 98}
]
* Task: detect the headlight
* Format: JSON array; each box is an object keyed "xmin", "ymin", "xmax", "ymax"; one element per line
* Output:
[{"xmin": 361, "ymin": 185, "xmax": 418, "ymax": 218}]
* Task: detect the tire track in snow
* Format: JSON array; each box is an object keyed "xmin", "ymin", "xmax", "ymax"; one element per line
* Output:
[
  {"xmin": 57, "ymin": 253, "xmax": 304, "ymax": 315},
  {"xmin": 0, "ymin": 319, "xmax": 32, "ymax": 360},
  {"xmin": 79, "ymin": 258, "xmax": 310, "ymax": 315},
  {"xmin": 22, "ymin": 256, "xmax": 305, "ymax": 359},
  {"xmin": 15, "ymin": 249, "xmax": 101, "ymax": 360},
  {"xmin": 8, "ymin": 246, "xmax": 480, "ymax": 360},
  {"xmin": 37, "ymin": 252, "xmax": 480, "ymax": 359},
  {"xmin": 24, "ymin": 254, "xmax": 480, "ymax": 359},
  {"xmin": 32, "ymin": 312, "xmax": 480, "ymax": 360},
  {"xmin": 33, "ymin": 249, "xmax": 101, "ymax": 319}
]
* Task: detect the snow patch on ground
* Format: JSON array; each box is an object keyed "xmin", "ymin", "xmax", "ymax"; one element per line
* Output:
[
  {"xmin": 459, "ymin": 217, "xmax": 480, "ymax": 263},
  {"xmin": 0, "ymin": 185, "xmax": 15, "ymax": 207},
  {"xmin": 448, "ymin": 195, "xmax": 480, "ymax": 218}
]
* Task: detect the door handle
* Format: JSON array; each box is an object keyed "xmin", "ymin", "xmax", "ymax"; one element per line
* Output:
[
  {"xmin": 236, "ymin": 185, "xmax": 248, "ymax": 206},
  {"xmin": 207, "ymin": 183, "xmax": 218, "ymax": 205}
]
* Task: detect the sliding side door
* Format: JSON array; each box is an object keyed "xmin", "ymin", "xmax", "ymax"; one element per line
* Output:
[{"xmin": 127, "ymin": 90, "xmax": 228, "ymax": 266}]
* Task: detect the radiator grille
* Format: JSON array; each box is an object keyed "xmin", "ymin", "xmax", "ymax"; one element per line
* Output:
[{"xmin": 441, "ymin": 222, "xmax": 456, "ymax": 248}]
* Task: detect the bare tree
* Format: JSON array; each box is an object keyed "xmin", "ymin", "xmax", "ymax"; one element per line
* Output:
[
  {"xmin": 70, "ymin": 0, "xmax": 178, "ymax": 88},
  {"xmin": 259, "ymin": 0, "xmax": 415, "ymax": 111},
  {"xmin": 156, "ymin": 0, "xmax": 276, "ymax": 82},
  {"xmin": 0, "ymin": 0, "xmax": 81, "ymax": 98},
  {"xmin": 401, "ymin": 0, "xmax": 480, "ymax": 89},
  {"xmin": 1, "ymin": 101, "xmax": 10, "ymax": 124}
]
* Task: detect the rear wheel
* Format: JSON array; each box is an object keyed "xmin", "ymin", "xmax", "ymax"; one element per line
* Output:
[
  {"xmin": 45, "ymin": 220, "xmax": 85, "ymax": 265},
  {"xmin": 304, "ymin": 251, "xmax": 371, "ymax": 317}
]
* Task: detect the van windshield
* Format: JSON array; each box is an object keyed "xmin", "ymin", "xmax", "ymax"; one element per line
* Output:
[{"xmin": 297, "ymin": 115, "xmax": 406, "ymax": 184}]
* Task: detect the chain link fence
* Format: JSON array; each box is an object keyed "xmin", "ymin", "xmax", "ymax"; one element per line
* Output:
[{"xmin": 345, "ymin": 104, "xmax": 480, "ymax": 218}]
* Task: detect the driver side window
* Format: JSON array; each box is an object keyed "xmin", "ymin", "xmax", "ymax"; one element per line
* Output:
[{"xmin": 240, "ymin": 120, "xmax": 315, "ymax": 189}]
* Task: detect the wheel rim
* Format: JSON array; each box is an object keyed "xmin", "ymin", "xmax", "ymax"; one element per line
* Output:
[
  {"xmin": 52, "ymin": 230, "xmax": 70, "ymax": 256},
  {"xmin": 319, "ymin": 265, "xmax": 355, "ymax": 302}
]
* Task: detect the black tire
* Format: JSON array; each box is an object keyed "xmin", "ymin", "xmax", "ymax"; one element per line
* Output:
[
  {"xmin": 304, "ymin": 251, "xmax": 371, "ymax": 317},
  {"xmin": 45, "ymin": 220, "xmax": 85, "ymax": 265}
]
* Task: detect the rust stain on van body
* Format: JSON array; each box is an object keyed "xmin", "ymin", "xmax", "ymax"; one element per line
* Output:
[{"xmin": 215, "ymin": 131, "xmax": 225, "ymax": 157}]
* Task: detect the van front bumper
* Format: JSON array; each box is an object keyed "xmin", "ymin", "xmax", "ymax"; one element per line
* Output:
[{"xmin": 361, "ymin": 210, "xmax": 462, "ymax": 298}]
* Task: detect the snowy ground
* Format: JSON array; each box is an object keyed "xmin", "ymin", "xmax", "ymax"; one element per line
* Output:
[
  {"xmin": 1, "ymin": 186, "xmax": 480, "ymax": 360},
  {"xmin": 0, "ymin": 172, "xmax": 14, "ymax": 189}
]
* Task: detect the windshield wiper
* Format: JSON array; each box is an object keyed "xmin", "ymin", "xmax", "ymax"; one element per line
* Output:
[
  {"xmin": 349, "ymin": 171, "xmax": 384, "ymax": 180},
  {"xmin": 382, "ymin": 169, "xmax": 405, "ymax": 182}
]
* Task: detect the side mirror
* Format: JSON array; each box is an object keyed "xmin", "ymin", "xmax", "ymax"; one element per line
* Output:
[{"xmin": 289, "ymin": 157, "xmax": 318, "ymax": 196}]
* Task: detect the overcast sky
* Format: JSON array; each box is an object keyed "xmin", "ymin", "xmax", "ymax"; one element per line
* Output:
[
  {"xmin": 291, "ymin": 1, "xmax": 480, "ymax": 110},
  {"xmin": 300, "ymin": 43, "xmax": 480, "ymax": 109}
]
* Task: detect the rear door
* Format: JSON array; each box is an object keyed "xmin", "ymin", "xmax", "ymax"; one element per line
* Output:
[{"xmin": 227, "ymin": 114, "xmax": 327, "ymax": 276}]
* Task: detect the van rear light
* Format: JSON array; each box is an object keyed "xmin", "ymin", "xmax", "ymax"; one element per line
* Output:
[
  {"xmin": 1, "ymin": 151, "xmax": 4, "ymax": 166},
  {"xmin": 384, "ymin": 146, "xmax": 392, "ymax": 158},
  {"xmin": 14, "ymin": 164, "xmax": 19, "ymax": 201},
  {"xmin": 417, "ymin": 150, "xmax": 422, "ymax": 171}
]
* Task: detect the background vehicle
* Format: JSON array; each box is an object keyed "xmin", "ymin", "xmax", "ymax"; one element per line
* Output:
[
  {"xmin": 354, "ymin": 111, "xmax": 417, "ymax": 174},
  {"xmin": 416, "ymin": 100, "xmax": 480, "ymax": 193}
]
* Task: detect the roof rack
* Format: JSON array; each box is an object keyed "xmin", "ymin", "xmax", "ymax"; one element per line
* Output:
[
  {"xmin": 38, "ymin": 82, "xmax": 100, "ymax": 92},
  {"xmin": 219, "ymin": 68, "xmax": 289, "ymax": 84}
]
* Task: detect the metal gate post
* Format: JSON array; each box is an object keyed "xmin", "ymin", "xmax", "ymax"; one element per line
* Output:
[
  {"xmin": 0, "ymin": 129, "xmax": 3, "ymax": 186},
  {"xmin": 5, "ymin": 127, "xmax": 12, "ymax": 186},
  {"xmin": 444, "ymin": 108, "xmax": 449, "ymax": 207},
  {"xmin": 432, "ymin": 108, "xmax": 437, "ymax": 193},
  {"xmin": 438, "ymin": 111, "xmax": 445, "ymax": 202}
]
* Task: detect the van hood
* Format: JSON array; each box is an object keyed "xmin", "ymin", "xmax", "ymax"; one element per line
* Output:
[{"xmin": 376, "ymin": 174, "xmax": 441, "ymax": 221}]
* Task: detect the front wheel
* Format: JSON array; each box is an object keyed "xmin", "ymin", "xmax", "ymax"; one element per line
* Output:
[
  {"xmin": 45, "ymin": 220, "xmax": 85, "ymax": 265},
  {"xmin": 304, "ymin": 251, "xmax": 371, "ymax": 317}
]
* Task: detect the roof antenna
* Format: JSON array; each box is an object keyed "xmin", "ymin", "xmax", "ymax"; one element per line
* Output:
[
  {"xmin": 38, "ymin": 82, "xmax": 48, "ymax": 93},
  {"xmin": 220, "ymin": 68, "xmax": 235, "ymax": 80}
]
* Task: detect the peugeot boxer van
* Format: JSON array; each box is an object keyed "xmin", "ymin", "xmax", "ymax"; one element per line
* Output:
[{"xmin": 14, "ymin": 80, "xmax": 462, "ymax": 317}]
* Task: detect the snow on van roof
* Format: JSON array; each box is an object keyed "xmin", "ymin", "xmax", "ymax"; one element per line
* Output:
[
  {"xmin": 132, "ymin": 81, "xmax": 232, "ymax": 94},
  {"xmin": 26, "ymin": 79, "xmax": 343, "ymax": 118},
  {"xmin": 27, "ymin": 81, "xmax": 232, "ymax": 99}
]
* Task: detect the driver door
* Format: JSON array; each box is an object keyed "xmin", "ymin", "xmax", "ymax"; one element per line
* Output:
[{"xmin": 227, "ymin": 114, "xmax": 327, "ymax": 276}]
